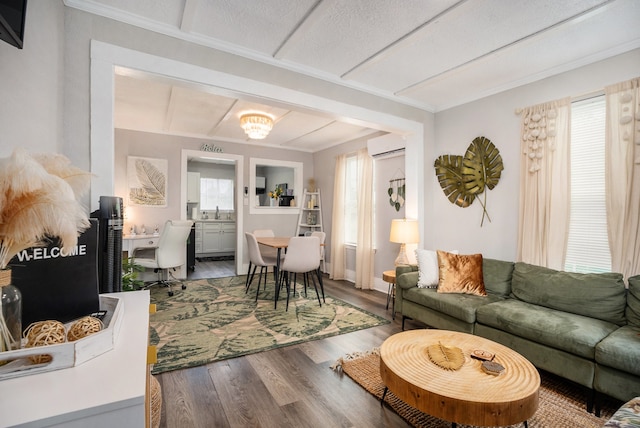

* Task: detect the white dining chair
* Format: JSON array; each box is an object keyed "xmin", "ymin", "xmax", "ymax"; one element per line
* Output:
[
  {"xmin": 279, "ymin": 236, "xmax": 322, "ymax": 311},
  {"xmin": 132, "ymin": 219, "xmax": 194, "ymax": 296},
  {"xmin": 253, "ymin": 229, "xmax": 283, "ymax": 262},
  {"xmin": 310, "ymin": 231, "xmax": 326, "ymax": 302},
  {"xmin": 311, "ymin": 231, "xmax": 326, "ymax": 273},
  {"xmin": 245, "ymin": 232, "xmax": 278, "ymax": 303}
]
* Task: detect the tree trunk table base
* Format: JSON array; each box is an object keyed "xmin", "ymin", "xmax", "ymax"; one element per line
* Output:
[{"xmin": 380, "ymin": 329, "xmax": 540, "ymax": 427}]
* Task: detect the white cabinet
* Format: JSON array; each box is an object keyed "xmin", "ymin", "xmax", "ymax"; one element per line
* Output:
[
  {"xmin": 202, "ymin": 223, "xmax": 220, "ymax": 253},
  {"xmin": 195, "ymin": 221, "xmax": 235, "ymax": 256},
  {"xmin": 219, "ymin": 223, "xmax": 236, "ymax": 252},
  {"xmin": 187, "ymin": 172, "xmax": 200, "ymax": 203},
  {"xmin": 1, "ymin": 291, "xmax": 150, "ymax": 428}
]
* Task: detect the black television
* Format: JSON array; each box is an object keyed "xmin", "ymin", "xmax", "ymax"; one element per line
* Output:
[{"xmin": 0, "ymin": 0, "xmax": 27, "ymax": 49}]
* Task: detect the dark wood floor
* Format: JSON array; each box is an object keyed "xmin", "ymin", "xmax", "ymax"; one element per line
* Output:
[{"xmin": 159, "ymin": 260, "xmax": 419, "ymax": 427}]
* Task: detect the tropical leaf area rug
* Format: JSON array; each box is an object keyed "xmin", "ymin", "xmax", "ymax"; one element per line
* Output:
[
  {"xmin": 333, "ymin": 349, "xmax": 621, "ymax": 428},
  {"xmin": 149, "ymin": 275, "xmax": 389, "ymax": 374}
]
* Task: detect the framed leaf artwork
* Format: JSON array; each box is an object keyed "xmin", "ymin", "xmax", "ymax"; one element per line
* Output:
[{"xmin": 127, "ymin": 156, "xmax": 168, "ymax": 207}]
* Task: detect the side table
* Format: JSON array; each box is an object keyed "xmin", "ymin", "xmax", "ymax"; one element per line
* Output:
[{"xmin": 383, "ymin": 269, "xmax": 396, "ymax": 319}]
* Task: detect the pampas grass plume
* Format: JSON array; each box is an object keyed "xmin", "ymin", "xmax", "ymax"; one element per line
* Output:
[{"xmin": 0, "ymin": 149, "xmax": 91, "ymax": 269}]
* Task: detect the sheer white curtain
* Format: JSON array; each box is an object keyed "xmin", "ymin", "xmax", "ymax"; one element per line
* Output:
[
  {"xmin": 330, "ymin": 154, "xmax": 346, "ymax": 280},
  {"xmin": 355, "ymin": 148, "xmax": 374, "ymax": 289},
  {"xmin": 517, "ymin": 97, "xmax": 571, "ymax": 269},
  {"xmin": 605, "ymin": 77, "xmax": 640, "ymax": 281}
]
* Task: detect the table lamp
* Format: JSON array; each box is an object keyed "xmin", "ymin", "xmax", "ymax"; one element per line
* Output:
[{"xmin": 389, "ymin": 218, "xmax": 419, "ymax": 266}]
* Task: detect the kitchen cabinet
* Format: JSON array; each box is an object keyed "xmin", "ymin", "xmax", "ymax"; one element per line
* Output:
[
  {"xmin": 195, "ymin": 221, "xmax": 235, "ymax": 256},
  {"xmin": 187, "ymin": 172, "xmax": 200, "ymax": 203}
]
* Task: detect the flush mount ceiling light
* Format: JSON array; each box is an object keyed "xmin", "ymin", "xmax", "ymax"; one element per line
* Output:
[{"xmin": 240, "ymin": 113, "xmax": 273, "ymax": 140}]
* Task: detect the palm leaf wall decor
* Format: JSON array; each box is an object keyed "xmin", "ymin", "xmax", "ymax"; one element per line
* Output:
[
  {"xmin": 434, "ymin": 136, "xmax": 504, "ymax": 226},
  {"xmin": 434, "ymin": 154, "xmax": 476, "ymax": 208}
]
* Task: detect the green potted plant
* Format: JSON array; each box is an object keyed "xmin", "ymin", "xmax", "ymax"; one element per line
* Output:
[{"xmin": 122, "ymin": 258, "xmax": 145, "ymax": 291}]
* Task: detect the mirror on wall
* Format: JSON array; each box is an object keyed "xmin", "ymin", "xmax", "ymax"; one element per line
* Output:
[{"xmin": 249, "ymin": 158, "xmax": 302, "ymax": 215}]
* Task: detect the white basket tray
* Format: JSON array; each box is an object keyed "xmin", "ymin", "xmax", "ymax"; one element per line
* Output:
[{"xmin": 0, "ymin": 295, "xmax": 124, "ymax": 380}]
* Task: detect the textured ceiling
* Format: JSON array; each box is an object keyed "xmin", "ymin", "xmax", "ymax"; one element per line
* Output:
[{"xmin": 67, "ymin": 0, "xmax": 640, "ymax": 152}]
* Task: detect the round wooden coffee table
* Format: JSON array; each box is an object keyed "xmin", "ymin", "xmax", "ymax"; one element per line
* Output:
[{"xmin": 380, "ymin": 329, "xmax": 540, "ymax": 427}]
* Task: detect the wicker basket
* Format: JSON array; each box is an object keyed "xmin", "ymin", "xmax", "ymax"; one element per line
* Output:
[{"xmin": 150, "ymin": 374, "xmax": 162, "ymax": 428}]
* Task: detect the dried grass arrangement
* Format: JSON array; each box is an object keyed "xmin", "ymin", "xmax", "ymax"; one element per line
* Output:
[{"xmin": 0, "ymin": 149, "xmax": 92, "ymax": 352}]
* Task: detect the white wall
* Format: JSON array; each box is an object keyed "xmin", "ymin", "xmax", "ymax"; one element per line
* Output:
[
  {"xmin": 0, "ymin": 0, "xmax": 64, "ymax": 157},
  {"xmin": 429, "ymin": 49, "xmax": 640, "ymax": 261},
  {"xmin": 374, "ymin": 154, "xmax": 408, "ymax": 275}
]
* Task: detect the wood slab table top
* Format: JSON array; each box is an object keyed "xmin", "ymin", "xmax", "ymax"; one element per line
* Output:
[
  {"xmin": 256, "ymin": 236, "xmax": 291, "ymax": 248},
  {"xmin": 380, "ymin": 329, "xmax": 540, "ymax": 427}
]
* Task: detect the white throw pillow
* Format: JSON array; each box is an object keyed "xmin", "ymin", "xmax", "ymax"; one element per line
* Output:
[{"xmin": 415, "ymin": 249, "xmax": 458, "ymax": 288}]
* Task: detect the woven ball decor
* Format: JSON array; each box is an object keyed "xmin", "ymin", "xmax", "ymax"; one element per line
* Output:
[
  {"xmin": 67, "ymin": 316, "xmax": 103, "ymax": 341},
  {"xmin": 23, "ymin": 320, "xmax": 66, "ymax": 364}
]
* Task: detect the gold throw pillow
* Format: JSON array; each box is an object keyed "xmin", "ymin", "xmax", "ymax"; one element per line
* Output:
[{"xmin": 437, "ymin": 250, "xmax": 487, "ymax": 296}]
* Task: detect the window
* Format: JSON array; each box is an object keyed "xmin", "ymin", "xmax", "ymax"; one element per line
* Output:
[
  {"xmin": 199, "ymin": 178, "xmax": 234, "ymax": 211},
  {"xmin": 344, "ymin": 154, "xmax": 358, "ymax": 244},
  {"xmin": 564, "ymin": 96, "xmax": 611, "ymax": 273}
]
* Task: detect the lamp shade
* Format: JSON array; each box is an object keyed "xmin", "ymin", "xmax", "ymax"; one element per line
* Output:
[{"xmin": 390, "ymin": 219, "xmax": 419, "ymax": 244}]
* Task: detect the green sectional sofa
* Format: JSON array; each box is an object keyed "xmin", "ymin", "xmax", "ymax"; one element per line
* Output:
[{"xmin": 396, "ymin": 258, "xmax": 640, "ymax": 414}]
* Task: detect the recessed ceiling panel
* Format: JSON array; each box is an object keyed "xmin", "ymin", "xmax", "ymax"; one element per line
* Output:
[
  {"xmin": 405, "ymin": 0, "xmax": 640, "ymax": 110},
  {"xmin": 188, "ymin": 0, "xmax": 318, "ymax": 55},
  {"xmin": 285, "ymin": 121, "xmax": 377, "ymax": 151},
  {"xmin": 350, "ymin": 0, "xmax": 610, "ymax": 92},
  {"xmin": 277, "ymin": 0, "xmax": 460, "ymax": 76},
  {"xmin": 166, "ymin": 87, "xmax": 236, "ymax": 135},
  {"xmin": 114, "ymin": 75, "xmax": 172, "ymax": 132}
]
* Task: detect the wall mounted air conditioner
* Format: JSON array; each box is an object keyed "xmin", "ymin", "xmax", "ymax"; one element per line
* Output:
[{"xmin": 367, "ymin": 133, "xmax": 406, "ymax": 158}]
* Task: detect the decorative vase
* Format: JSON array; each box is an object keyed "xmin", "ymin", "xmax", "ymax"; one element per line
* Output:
[
  {"xmin": 307, "ymin": 212, "xmax": 316, "ymax": 225},
  {"xmin": 0, "ymin": 268, "xmax": 22, "ymax": 352},
  {"xmin": 270, "ymin": 198, "xmax": 278, "ymax": 207}
]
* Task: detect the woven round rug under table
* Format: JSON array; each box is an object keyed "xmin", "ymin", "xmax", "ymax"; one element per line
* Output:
[{"xmin": 380, "ymin": 329, "xmax": 540, "ymax": 427}]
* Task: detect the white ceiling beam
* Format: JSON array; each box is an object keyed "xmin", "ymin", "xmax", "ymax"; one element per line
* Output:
[
  {"xmin": 164, "ymin": 86, "xmax": 179, "ymax": 132},
  {"xmin": 207, "ymin": 99, "xmax": 237, "ymax": 137},
  {"xmin": 273, "ymin": 0, "xmax": 329, "ymax": 59},
  {"xmin": 180, "ymin": 0, "xmax": 199, "ymax": 32},
  {"xmin": 397, "ymin": 0, "xmax": 616, "ymax": 96},
  {"xmin": 340, "ymin": 0, "xmax": 469, "ymax": 80}
]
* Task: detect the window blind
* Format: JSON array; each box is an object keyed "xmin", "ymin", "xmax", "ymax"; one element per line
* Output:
[
  {"xmin": 564, "ymin": 96, "xmax": 611, "ymax": 273},
  {"xmin": 200, "ymin": 178, "xmax": 234, "ymax": 211}
]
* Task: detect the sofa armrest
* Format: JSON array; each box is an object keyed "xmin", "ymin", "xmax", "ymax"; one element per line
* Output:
[
  {"xmin": 396, "ymin": 265, "xmax": 418, "ymax": 290},
  {"xmin": 395, "ymin": 265, "xmax": 418, "ymax": 316}
]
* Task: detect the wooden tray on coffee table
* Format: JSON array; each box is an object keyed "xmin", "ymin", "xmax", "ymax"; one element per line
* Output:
[{"xmin": 380, "ymin": 329, "xmax": 540, "ymax": 427}]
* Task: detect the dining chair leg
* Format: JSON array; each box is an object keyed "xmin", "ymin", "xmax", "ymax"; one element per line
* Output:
[
  {"xmin": 256, "ymin": 266, "xmax": 269, "ymax": 302},
  {"xmin": 245, "ymin": 264, "xmax": 257, "ymax": 293},
  {"xmin": 316, "ymin": 268, "xmax": 325, "ymax": 302},
  {"xmin": 309, "ymin": 271, "xmax": 322, "ymax": 307},
  {"xmin": 285, "ymin": 272, "xmax": 292, "ymax": 311},
  {"xmin": 303, "ymin": 273, "xmax": 308, "ymax": 297}
]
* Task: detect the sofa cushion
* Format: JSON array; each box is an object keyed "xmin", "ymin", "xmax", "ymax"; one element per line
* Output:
[
  {"xmin": 596, "ymin": 325, "xmax": 640, "ymax": 377},
  {"xmin": 404, "ymin": 287, "xmax": 501, "ymax": 324},
  {"xmin": 415, "ymin": 249, "xmax": 457, "ymax": 288},
  {"xmin": 627, "ymin": 275, "xmax": 640, "ymax": 328},
  {"xmin": 476, "ymin": 299, "xmax": 619, "ymax": 359},
  {"xmin": 511, "ymin": 262, "xmax": 627, "ymax": 326},
  {"xmin": 482, "ymin": 258, "xmax": 514, "ymax": 298},
  {"xmin": 437, "ymin": 251, "xmax": 486, "ymax": 296}
]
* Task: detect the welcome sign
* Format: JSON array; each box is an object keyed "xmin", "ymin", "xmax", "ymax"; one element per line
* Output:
[{"xmin": 10, "ymin": 219, "xmax": 100, "ymax": 326}]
